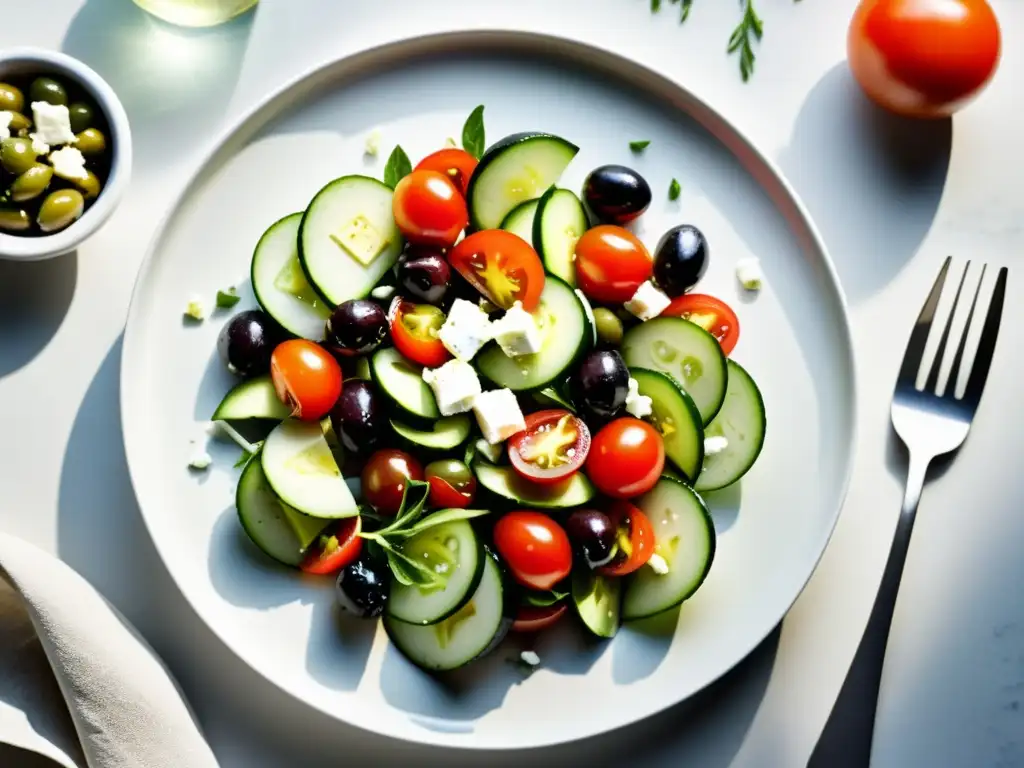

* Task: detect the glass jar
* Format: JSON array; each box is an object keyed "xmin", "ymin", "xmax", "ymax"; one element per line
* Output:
[{"xmin": 131, "ymin": 0, "xmax": 258, "ymax": 27}]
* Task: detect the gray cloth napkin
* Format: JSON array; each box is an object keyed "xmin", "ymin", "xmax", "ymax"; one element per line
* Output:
[{"xmin": 0, "ymin": 532, "xmax": 219, "ymax": 768}]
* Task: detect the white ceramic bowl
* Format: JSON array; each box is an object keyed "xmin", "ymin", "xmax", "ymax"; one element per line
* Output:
[{"xmin": 0, "ymin": 47, "xmax": 132, "ymax": 261}]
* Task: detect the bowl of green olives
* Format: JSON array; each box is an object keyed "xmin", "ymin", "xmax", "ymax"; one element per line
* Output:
[{"xmin": 0, "ymin": 47, "xmax": 131, "ymax": 261}]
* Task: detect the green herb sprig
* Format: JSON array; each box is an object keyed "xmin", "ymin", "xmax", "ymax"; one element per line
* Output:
[{"xmin": 728, "ymin": 0, "xmax": 764, "ymax": 82}]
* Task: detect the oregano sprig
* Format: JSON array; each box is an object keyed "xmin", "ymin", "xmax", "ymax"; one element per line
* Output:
[{"xmin": 727, "ymin": 0, "xmax": 764, "ymax": 82}]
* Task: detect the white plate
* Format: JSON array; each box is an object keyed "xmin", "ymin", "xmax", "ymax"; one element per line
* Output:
[{"xmin": 121, "ymin": 31, "xmax": 856, "ymax": 750}]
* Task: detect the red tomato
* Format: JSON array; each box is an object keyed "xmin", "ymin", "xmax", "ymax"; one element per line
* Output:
[
  {"xmin": 512, "ymin": 602, "xmax": 568, "ymax": 633},
  {"xmin": 585, "ymin": 418, "xmax": 664, "ymax": 499},
  {"xmin": 300, "ymin": 517, "xmax": 363, "ymax": 575},
  {"xmin": 448, "ymin": 230, "xmax": 545, "ymax": 311},
  {"xmin": 388, "ymin": 298, "xmax": 451, "ymax": 368},
  {"xmin": 599, "ymin": 501, "xmax": 655, "ymax": 577},
  {"xmin": 574, "ymin": 225, "xmax": 654, "ymax": 304},
  {"xmin": 663, "ymin": 294, "xmax": 741, "ymax": 357},
  {"xmin": 270, "ymin": 339, "xmax": 343, "ymax": 422},
  {"xmin": 848, "ymin": 0, "xmax": 1001, "ymax": 119},
  {"xmin": 361, "ymin": 449, "xmax": 424, "ymax": 515},
  {"xmin": 508, "ymin": 409, "xmax": 590, "ymax": 485},
  {"xmin": 392, "ymin": 169, "xmax": 468, "ymax": 247},
  {"xmin": 493, "ymin": 511, "xmax": 573, "ymax": 591},
  {"xmin": 425, "ymin": 459, "xmax": 476, "ymax": 509},
  {"xmin": 414, "ymin": 148, "xmax": 478, "ymax": 197}
]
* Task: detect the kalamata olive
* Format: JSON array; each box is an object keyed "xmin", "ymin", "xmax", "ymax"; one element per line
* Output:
[
  {"xmin": 574, "ymin": 350, "xmax": 629, "ymax": 420},
  {"xmin": 325, "ymin": 300, "xmax": 387, "ymax": 356},
  {"xmin": 565, "ymin": 509, "xmax": 617, "ymax": 569},
  {"xmin": 330, "ymin": 379, "xmax": 387, "ymax": 454},
  {"xmin": 582, "ymin": 165, "xmax": 652, "ymax": 225},
  {"xmin": 336, "ymin": 556, "xmax": 389, "ymax": 618},
  {"xmin": 653, "ymin": 225, "xmax": 709, "ymax": 298},
  {"xmin": 397, "ymin": 245, "xmax": 451, "ymax": 305},
  {"xmin": 217, "ymin": 309, "xmax": 281, "ymax": 377}
]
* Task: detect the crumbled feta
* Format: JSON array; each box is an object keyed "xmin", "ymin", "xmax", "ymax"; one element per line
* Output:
[
  {"xmin": 422, "ymin": 359, "xmax": 481, "ymax": 416},
  {"xmin": 364, "ymin": 129, "xmax": 381, "ymax": 156},
  {"xmin": 184, "ymin": 295, "xmax": 206, "ymax": 321},
  {"xmin": 625, "ymin": 377, "xmax": 653, "ymax": 419},
  {"xmin": 30, "ymin": 102, "xmax": 77, "ymax": 146},
  {"xmin": 370, "ymin": 284, "xmax": 395, "ymax": 300},
  {"xmin": 736, "ymin": 258, "xmax": 764, "ymax": 291},
  {"xmin": 49, "ymin": 146, "xmax": 88, "ymax": 180},
  {"xmin": 647, "ymin": 553, "xmax": 670, "ymax": 575},
  {"xmin": 475, "ymin": 438, "xmax": 504, "ymax": 463},
  {"xmin": 30, "ymin": 135, "xmax": 50, "ymax": 154},
  {"xmin": 473, "ymin": 388, "xmax": 526, "ymax": 444},
  {"xmin": 187, "ymin": 447, "xmax": 212, "ymax": 470},
  {"xmin": 519, "ymin": 650, "xmax": 540, "ymax": 667},
  {"xmin": 438, "ymin": 298, "xmax": 493, "ymax": 361},
  {"xmin": 704, "ymin": 435, "xmax": 729, "ymax": 456},
  {"xmin": 0, "ymin": 111, "xmax": 11, "ymax": 140},
  {"xmin": 491, "ymin": 301, "xmax": 542, "ymax": 358},
  {"xmin": 624, "ymin": 280, "xmax": 671, "ymax": 321}
]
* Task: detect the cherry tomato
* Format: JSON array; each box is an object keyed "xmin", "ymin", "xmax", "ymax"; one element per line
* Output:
[
  {"xmin": 414, "ymin": 148, "xmax": 478, "ymax": 197},
  {"xmin": 512, "ymin": 601, "xmax": 568, "ymax": 633},
  {"xmin": 388, "ymin": 298, "xmax": 451, "ymax": 368},
  {"xmin": 361, "ymin": 449, "xmax": 424, "ymax": 515},
  {"xmin": 599, "ymin": 501, "xmax": 655, "ymax": 577},
  {"xmin": 493, "ymin": 510, "xmax": 573, "ymax": 591},
  {"xmin": 663, "ymin": 294, "xmax": 741, "ymax": 356},
  {"xmin": 300, "ymin": 517, "xmax": 363, "ymax": 575},
  {"xmin": 585, "ymin": 418, "xmax": 664, "ymax": 499},
  {"xmin": 574, "ymin": 225, "xmax": 654, "ymax": 304},
  {"xmin": 848, "ymin": 0, "xmax": 1001, "ymax": 119},
  {"xmin": 508, "ymin": 409, "xmax": 590, "ymax": 485},
  {"xmin": 270, "ymin": 339, "xmax": 343, "ymax": 422},
  {"xmin": 425, "ymin": 459, "xmax": 476, "ymax": 508},
  {"xmin": 392, "ymin": 169, "xmax": 468, "ymax": 247},
  {"xmin": 448, "ymin": 230, "xmax": 545, "ymax": 311}
]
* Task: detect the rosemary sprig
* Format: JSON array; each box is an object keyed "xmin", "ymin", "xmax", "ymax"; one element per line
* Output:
[{"xmin": 727, "ymin": 0, "xmax": 764, "ymax": 82}]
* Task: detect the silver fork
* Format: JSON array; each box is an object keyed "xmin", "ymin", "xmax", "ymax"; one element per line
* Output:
[{"xmin": 808, "ymin": 257, "xmax": 1008, "ymax": 768}]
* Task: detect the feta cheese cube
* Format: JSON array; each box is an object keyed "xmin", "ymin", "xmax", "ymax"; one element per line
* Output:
[
  {"xmin": 647, "ymin": 553, "xmax": 670, "ymax": 575},
  {"xmin": 184, "ymin": 294, "xmax": 206, "ymax": 321},
  {"xmin": 364, "ymin": 129, "xmax": 381, "ymax": 156},
  {"xmin": 624, "ymin": 280, "xmax": 671, "ymax": 321},
  {"xmin": 625, "ymin": 377, "xmax": 653, "ymax": 419},
  {"xmin": 31, "ymin": 102, "xmax": 77, "ymax": 146},
  {"xmin": 370, "ymin": 284, "xmax": 395, "ymax": 301},
  {"xmin": 30, "ymin": 135, "xmax": 50, "ymax": 155},
  {"xmin": 438, "ymin": 298, "xmax": 493, "ymax": 361},
  {"xmin": 704, "ymin": 435, "xmax": 729, "ymax": 456},
  {"xmin": 519, "ymin": 650, "xmax": 540, "ymax": 667},
  {"xmin": 422, "ymin": 359, "xmax": 481, "ymax": 416},
  {"xmin": 473, "ymin": 388, "xmax": 526, "ymax": 444},
  {"xmin": 736, "ymin": 257, "xmax": 764, "ymax": 291},
  {"xmin": 0, "ymin": 111, "xmax": 12, "ymax": 141},
  {"xmin": 475, "ymin": 438, "xmax": 504, "ymax": 464},
  {"xmin": 491, "ymin": 301, "xmax": 542, "ymax": 358},
  {"xmin": 49, "ymin": 146, "xmax": 88, "ymax": 181}
]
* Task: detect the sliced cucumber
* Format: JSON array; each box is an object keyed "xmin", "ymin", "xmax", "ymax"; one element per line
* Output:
[
  {"xmin": 629, "ymin": 368, "xmax": 704, "ymax": 483},
  {"xmin": 499, "ymin": 198, "xmax": 538, "ymax": 243},
  {"xmin": 298, "ymin": 175, "xmax": 402, "ymax": 306},
  {"xmin": 473, "ymin": 460, "xmax": 594, "ymax": 509},
  {"xmin": 385, "ymin": 553, "xmax": 509, "ymax": 671},
  {"xmin": 475, "ymin": 276, "xmax": 591, "ymax": 391},
  {"xmin": 371, "ymin": 347, "xmax": 440, "ymax": 422},
  {"xmin": 572, "ymin": 570, "xmax": 621, "ymax": 639},
  {"xmin": 622, "ymin": 477, "xmax": 715, "ymax": 620},
  {"xmin": 391, "ymin": 415, "xmax": 471, "ymax": 451},
  {"xmin": 695, "ymin": 360, "xmax": 766, "ymax": 492},
  {"xmin": 211, "ymin": 375, "xmax": 291, "ymax": 421},
  {"xmin": 260, "ymin": 419, "xmax": 358, "ymax": 519},
  {"xmin": 251, "ymin": 213, "xmax": 332, "ymax": 339},
  {"xmin": 467, "ymin": 133, "xmax": 579, "ymax": 231},
  {"xmin": 621, "ymin": 317, "xmax": 728, "ymax": 425},
  {"xmin": 533, "ymin": 187, "xmax": 587, "ymax": 286}
]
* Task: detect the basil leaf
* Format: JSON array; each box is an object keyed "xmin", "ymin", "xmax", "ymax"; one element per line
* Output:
[
  {"xmin": 383, "ymin": 145, "xmax": 412, "ymax": 189},
  {"xmin": 523, "ymin": 590, "xmax": 569, "ymax": 608},
  {"xmin": 462, "ymin": 105, "xmax": 485, "ymax": 160},
  {"xmin": 216, "ymin": 287, "xmax": 241, "ymax": 309},
  {"xmin": 536, "ymin": 386, "xmax": 576, "ymax": 413},
  {"xmin": 629, "ymin": 140, "xmax": 651, "ymax": 152},
  {"xmin": 398, "ymin": 507, "xmax": 490, "ymax": 539},
  {"xmin": 668, "ymin": 178, "xmax": 681, "ymax": 201}
]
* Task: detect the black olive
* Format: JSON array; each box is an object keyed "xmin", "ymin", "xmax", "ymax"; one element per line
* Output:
[
  {"xmin": 574, "ymin": 350, "xmax": 629, "ymax": 420},
  {"xmin": 330, "ymin": 380, "xmax": 387, "ymax": 454},
  {"xmin": 336, "ymin": 556, "xmax": 390, "ymax": 618},
  {"xmin": 325, "ymin": 300, "xmax": 388, "ymax": 357},
  {"xmin": 565, "ymin": 509, "xmax": 617, "ymax": 569},
  {"xmin": 582, "ymin": 165, "xmax": 652, "ymax": 225},
  {"xmin": 653, "ymin": 225, "xmax": 709, "ymax": 298},
  {"xmin": 397, "ymin": 246, "xmax": 451, "ymax": 305},
  {"xmin": 216, "ymin": 309, "xmax": 281, "ymax": 377}
]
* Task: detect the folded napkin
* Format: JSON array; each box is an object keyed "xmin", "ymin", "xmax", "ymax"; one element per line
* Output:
[{"xmin": 0, "ymin": 533, "xmax": 219, "ymax": 768}]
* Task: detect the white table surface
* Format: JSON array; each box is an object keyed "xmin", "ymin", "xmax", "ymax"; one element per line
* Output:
[{"xmin": 2, "ymin": 1, "xmax": 1023, "ymax": 766}]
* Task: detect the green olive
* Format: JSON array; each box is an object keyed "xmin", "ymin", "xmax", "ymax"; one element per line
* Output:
[
  {"xmin": 74, "ymin": 169, "xmax": 102, "ymax": 199},
  {"xmin": 0, "ymin": 82, "xmax": 25, "ymax": 113},
  {"xmin": 67, "ymin": 102, "xmax": 95, "ymax": 134},
  {"xmin": 10, "ymin": 163, "xmax": 54, "ymax": 202},
  {"xmin": 593, "ymin": 307, "xmax": 624, "ymax": 347},
  {"xmin": 37, "ymin": 189, "xmax": 84, "ymax": 233},
  {"xmin": 0, "ymin": 138, "xmax": 38, "ymax": 175},
  {"xmin": 7, "ymin": 111, "xmax": 31, "ymax": 134},
  {"xmin": 29, "ymin": 77, "xmax": 68, "ymax": 106},
  {"xmin": 0, "ymin": 207, "xmax": 31, "ymax": 232},
  {"xmin": 75, "ymin": 128, "xmax": 107, "ymax": 156}
]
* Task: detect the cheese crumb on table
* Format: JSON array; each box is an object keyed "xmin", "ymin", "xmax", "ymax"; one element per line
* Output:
[
  {"xmin": 735, "ymin": 258, "xmax": 764, "ymax": 291},
  {"xmin": 624, "ymin": 280, "xmax": 671, "ymax": 321},
  {"xmin": 625, "ymin": 377, "xmax": 653, "ymax": 419},
  {"xmin": 491, "ymin": 301, "xmax": 542, "ymax": 358},
  {"xmin": 519, "ymin": 650, "xmax": 540, "ymax": 667},
  {"xmin": 364, "ymin": 129, "xmax": 381, "ymax": 156},
  {"xmin": 30, "ymin": 102, "xmax": 78, "ymax": 146},
  {"xmin": 704, "ymin": 435, "xmax": 729, "ymax": 456},
  {"xmin": 438, "ymin": 298, "xmax": 493, "ymax": 361},
  {"xmin": 422, "ymin": 359, "xmax": 481, "ymax": 416},
  {"xmin": 187, "ymin": 445, "xmax": 212, "ymax": 471},
  {"xmin": 184, "ymin": 295, "xmax": 206, "ymax": 321},
  {"xmin": 473, "ymin": 388, "xmax": 526, "ymax": 444}
]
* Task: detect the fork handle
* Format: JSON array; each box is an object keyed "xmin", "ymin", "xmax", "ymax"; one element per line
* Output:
[{"xmin": 808, "ymin": 453, "xmax": 931, "ymax": 768}]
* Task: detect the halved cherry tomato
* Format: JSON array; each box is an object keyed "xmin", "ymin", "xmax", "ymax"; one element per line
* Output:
[
  {"xmin": 414, "ymin": 148, "xmax": 478, "ymax": 197},
  {"xmin": 508, "ymin": 409, "xmax": 590, "ymax": 485},
  {"xmin": 270, "ymin": 339, "xmax": 343, "ymax": 422},
  {"xmin": 493, "ymin": 510, "xmax": 573, "ymax": 591},
  {"xmin": 585, "ymin": 418, "xmax": 664, "ymax": 499},
  {"xmin": 361, "ymin": 449, "xmax": 424, "ymax": 515},
  {"xmin": 663, "ymin": 293, "xmax": 740, "ymax": 356},
  {"xmin": 388, "ymin": 298, "xmax": 451, "ymax": 368},
  {"xmin": 574, "ymin": 225, "xmax": 653, "ymax": 304},
  {"xmin": 599, "ymin": 501, "xmax": 654, "ymax": 577},
  {"xmin": 448, "ymin": 230, "xmax": 545, "ymax": 311},
  {"xmin": 425, "ymin": 459, "xmax": 476, "ymax": 508},
  {"xmin": 301, "ymin": 517, "xmax": 363, "ymax": 575},
  {"xmin": 392, "ymin": 169, "xmax": 468, "ymax": 248},
  {"xmin": 512, "ymin": 601, "xmax": 568, "ymax": 633}
]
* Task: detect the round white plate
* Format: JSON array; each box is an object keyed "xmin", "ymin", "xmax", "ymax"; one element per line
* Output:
[{"xmin": 121, "ymin": 31, "xmax": 856, "ymax": 750}]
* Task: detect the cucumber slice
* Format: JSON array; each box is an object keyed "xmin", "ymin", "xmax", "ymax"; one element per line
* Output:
[
  {"xmin": 629, "ymin": 368, "xmax": 704, "ymax": 483},
  {"xmin": 371, "ymin": 347, "xmax": 440, "ymax": 422},
  {"xmin": 621, "ymin": 317, "xmax": 728, "ymax": 425},
  {"xmin": 533, "ymin": 187, "xmax": 587, "ymax": 285},
  {"xmin": 499, "ymin": 198, "xmax": 538, "ymax": 243},
  {"xmin": 251, "ymin": 213, "xmax": 332, "ymax": 339},
  {"xmin": 572, "ymin": 570, "xmax": 621, "ymax": 639},
  {"xmin": 694, "ymin": 360, "xmax": 766, "ymax": 492},
  {"xmin": 475, "ymin": 276, "xmax": 591, "ymax": 391},
  {"xmin": 622, "ymin": 477, "xmax": 715, "ymax": 620},
  {"xmin": 387, "ymin": 520, "xmax": 484, "ymax": 626},
  {"xmin": 390, "ymin": 415, "xmax": 471, "ymax": 451},
  {"xmin": 211, "ymin": 375, "xmax": 291, "ymax": 421},
  {"xmin": 385, "ymin": 553, "xmax": 510, "ymax": 671},
  {"xmin": 473, "ymin": 460, "xmax": 594, "ymax": 509},
  {"xmin": 467, "ymin": 133, "xmax": 579, "ymax": 231},
  {"xmin": 260, "ymin": 419, "xmax": 358, "ymax": 519},
  {"xmin": 298, "ymin": 175, "xmax": 403, "ymax": 306}
]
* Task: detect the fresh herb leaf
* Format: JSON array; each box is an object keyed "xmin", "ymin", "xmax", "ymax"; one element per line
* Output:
[
  {"xmin": 399, "ymin": 507, "xmax": 490, "ymax": 538},
  {"xmin": 216, "ymin": 287, "xmax": 241, "ymax": 309},
  {"xmin": 383, "ymin": 145, "xmax": 412, "ymax": 189},
  {"xmin": 379, "ymin": 479, "xmax": 431, "ymax": 535},
  {"xmin": 462, "ymin": 105, "xmax": 486, "ymax": 160},
  {"xmin": 668, "ymin": 178, "xmax": 681, "ymax": 201},
  {"xmin": 537, "ymin": 386, "xmax": 576, "ymax": 413},
  {"xmin": 650, "ymin": 0, "xmax": 661, "ymax": 10},
  {"xmin": 629, "ymin": 140, "xmax": 651, "ymax": 152},
  {"xmin": 379, "ymin": 541, "xmax": 444, "ymax": 588},
  {"xmin": 523, "ymin": 590, "xmax": 569, "ymax": 608},
  {"xmin": 728, "ymin": 0, "xmax": 764, "ymax": 82},
  {"xmin": 680, "ymin": 0, "xmax": 694, "ymax": 22}
]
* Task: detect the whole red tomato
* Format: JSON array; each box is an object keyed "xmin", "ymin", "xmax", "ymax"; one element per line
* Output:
[
  {"xmin": 493, "ymin": 511, "xmax": 573, "ymax": 591},
  {"xmin": 585, "ymin": 418, "xmax": 664, "ymax": 499}
]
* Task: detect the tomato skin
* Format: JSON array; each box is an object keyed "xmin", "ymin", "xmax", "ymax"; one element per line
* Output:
[
  {"xmin": 585, "ymin": 418, "xmax": 665, "ymax": 499},
  {"xmin": 392, "ymin": 169, "xmax": 468, "ymax": 247},
  {"xmin": 425, "ymin": 459, "xmax": 477, "ymax": 508},
  {"xmin": 599, "ymin": 502, "xmax": 655, "ymax": 577},
  {"xmin": 512, "ymin": 602, "xmax": 568, "ymax": 633},
  {"xmin": 414, "ymin": 148, "xmax": 478, "ymax": 197},
  {"xmin": 270, "ymin": 340, "xmax": 343, "ymax": 422},
  {"xmin": 493, "ymin": 511, "xmax": 573, "ymax": 591},
  {"xmin": 508, "ymin": 409, "xmax": 590, "ymax": 485},
  {"xmin": 388, "ymin": 299, "xmax": 451, "ymax": 368},
  {"xmin": 848, "ymin": 0, "xmax": 1001, "ymax": 118},
  {"xmin": 361, "ymin": 449, "xmax": 424, "ymax": 515},
  {"xmin": 448, "ymin": 230, "xmax": 545, "ymax": 311},
  {"xmin": 301, "ymin": 517, "xmax": 363, "ymax": 575},
  {"xmin": 575, "ymin": 225, "xmax": 654, "ymax": 304},
  {"xmin": 663, "ymin": 294, "xmax": 741, "ymax": 356}
]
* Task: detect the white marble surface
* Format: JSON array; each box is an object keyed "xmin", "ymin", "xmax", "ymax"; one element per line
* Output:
[{"xmin": 1, "ymin": 1, "xmax": 1023, "ymax": 766}]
